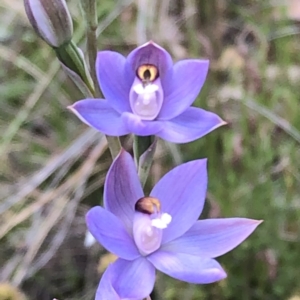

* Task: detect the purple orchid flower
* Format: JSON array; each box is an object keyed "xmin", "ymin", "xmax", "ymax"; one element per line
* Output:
[
  {"xmin": 69, "ymin": 42, "xmax": 225, "ymax": 143},
  {"xmin": 87, "ymin": 150, "xmax": 262, "ymax": 300}
]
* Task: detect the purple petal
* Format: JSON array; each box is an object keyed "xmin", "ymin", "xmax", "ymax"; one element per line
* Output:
[
  {"xmin": 69, "ymin": 99, "xmax": 129, "ymax": 136},
  {"xmin": 86, "ymin": 206, "xmax": 140, "ymax": 260},
  {"xmin": 159, "ymin": 60, "xmax": 209, "ymax": 119},
  {"xmin": 97, "ymin": 257, "xmax": 155, "ymax": 300},
  {"xmin": 147, "ymin": 251, "xmax": 226, "ymax": 284},
  {"xmin": 96, "ymin": 264, "xmax": 121, "ymax": 300},
  {"xmin": 121, "ymin": 112, "xmax": 164, "ymax": 136},
  {"xmin": 104, "ymin": 150, "xmax": 144, "ymax": 233},
  {"xmin": 125, "ymin": 42, "xmax": 173, "ymax": 80},
  {"xmin": 96, "ymin": 51, "xmax": 131, "ymax": 113},
  {"xmin": 162, "ymin": 218, "xmax": 262, "ymax": 258},
  {"xmin": 157, "ymin": 107, "xmax": 226, "ymax": 143},
  {"xmin": 150, "ymin": 159, "xmax": 208, "ymax": 244}
]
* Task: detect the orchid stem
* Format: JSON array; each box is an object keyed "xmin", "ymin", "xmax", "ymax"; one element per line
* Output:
[
  {"xmin": 82, "ymin": 0, "xmax": 101, "ymax": 97},
  {"xmin": 133, "ymin": 135, "xmax": 156, "ymax": 186},
  {"xmin": 81, "ymin": 0, "xmax": 121, "ymax": 159}
]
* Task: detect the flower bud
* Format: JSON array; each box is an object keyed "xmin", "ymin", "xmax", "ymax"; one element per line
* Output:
[
  {"xmin": 55, "ymin": 41, "xmax": 95, "ymax": 95},
  {"xmin": 24, "ymin": 0, "xmax": 73, "ymax": 48}
]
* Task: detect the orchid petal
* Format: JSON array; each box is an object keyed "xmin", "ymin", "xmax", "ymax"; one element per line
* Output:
[
  {"xmin": 159, "ymin": 60, "xmax": 209, "ymax": 119},
  {"xmin": 96, "ymin": 265, "xmax": 121, "ymax": 300},
  {"xmin": 150, "ymin": 159, "xmax": 208, "ymax": 243},
  {"xmin": 86, "ymin": 206, "xmax": 140, "ymax": 260},
  {"xmin": 147, "ymin": 251, "xmax": 226, "ymax": 284},
  {"xmin": 157, "ymin": 107, "xmax": 225, "ymax": 143},
  {"xmin": 69, "ymin": 99, "xmax": 129, "ymax": 136},
  {"xmin": 96, "ymin": 51, "xmax": 131, "ymax": 113},
  {"xmin": 126, "ymin": 42, "xmax": 173, "ymax": 80},
  {"xmin": 162, "ymin": 218, "xmax": 262, "ymax": 258},
  {"xmin": 104, "ymin": 150, "xmax": 144, "ymax": 232},
  {"xmin": 97, "ymin": 258, "xmax": 155, "ymax": 300},
  {"xmin": 122, "ymin": 112, "xmax": 163, "ymax": 136}
]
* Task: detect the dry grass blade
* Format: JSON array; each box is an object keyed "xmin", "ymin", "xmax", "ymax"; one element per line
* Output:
[
  {"xmin": 0, "ymin": 44, "xmax": 44, "ymax": 80},
  {"xmin": 219, "ymin": 86, "xmax": 300, "ymax": 144},
  {"xmin": 10, "ymin": 136, "xmax": 107, "ymax": 285},
  {"xmin": 0, "ymin": 134, "xmax": 107, "ymax": 240},
  {"xmin": 0, "ymin": 61, "xmax": 60, "ymax": 157},
  {"xmin": 242, "ymin": 97, "xmax": 300, "ymax": 143},
  {"xmin": 0, "ymin": 128, "xmax": 102, "ymax": 214}
]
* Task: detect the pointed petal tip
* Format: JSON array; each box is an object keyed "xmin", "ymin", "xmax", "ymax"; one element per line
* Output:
[
  {"xmin": 253, "ymin": 219, "xmax": 264, "ymax": 226},
  {"xmin": 191, "ymin": 157, "xmax": 208, "ymax": 172},
  {"xmin": 244, "ymin": 218, "xmax": 264, "ymax": 226},
  {"xmin": 217, "ymin": 118, "xmax": 228, "ymax": 127},
  {"xmin": 194, "ymin": 157, "xmax": 208, "ymax": 172},
  {"xmin": 66, "ymin": 102, "xmax": 92, "ymax": 127},
  {"xmin": 109, "ymin": 146, "xmax": 133, "ymax": 166},
  {"xmin": 67, "ymin": 104, "xmax": 75, "ymax": 112},
  {"xmin": 207, "ymin": 265, "xmax": 227, "ymax": 283},
  {"xmin": 210, "ymin": 117, "xmax": 228, "ymax": 132},
  {"xmin": 116, "ymin": 148, "xmax": 132, "ymax": 162},
  {"xmin": 219, "ymin": 268, "xmax": 227, "ymax": 280},
  {"xmin": 115, "ymin": 147, "xmax": 124, "ymax": 156},
  {"xmin": 220, "ymin": 119, "xmax": 228, "ymax": 126},
  {"xmin": 119, "ymin": 147, "xmax": 127, "ymax": 155},
  {"xmin": 144, "ymin": 40, "xmax": 159, "ymax": 47},
  {"xmin": 201, "ymin": 157, "xmax": 208, "ymax": 165}
]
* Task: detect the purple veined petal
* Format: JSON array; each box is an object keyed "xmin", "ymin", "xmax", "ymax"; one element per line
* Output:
[
  {"xmin": 96, "ymin": 265, "xmax": 121, "ymax": 300},
  {"xmin": 86, "ymin": 206, "xmax": 140, "ymax": 260},
  {"xmin": 159, "ymin": 60, "xmax": 209, "ymax": 120},
  {"xmin": 161, "ymin": 218, "xmax": 263, "ymax": 258},
  {"xmin": 96, "ymin": 264, "xmax": 143, "ymax": 300},
  {"xmin": 97, "ymin": 257, "xmax": 155, "ymax": 300},
  {"xmin": 96, "ymin": 51, "xmax": 131, "ymax": 113},
  {"xmin": 68, "ymin": 99, "xmax": 130, "ymax": 136},
  {"xmin": 125, "ymin": 41, "xmax": 173, "ymax": 80},
  {"xmin": 147, "ymin": 251, "xmax": 226, "ymax": 284},
  {"xmin": 157, "ymin": 107, "xmax": 226, "ymax": 143},
  {"xmin": 150, "ymin": 159, "xmax": 208, "ymax": 244},
  {"xmin": 104, "ymin": 150, "xmax": 144, "ymax": 233},
  {"xmin": 121, "ymin": 112, "xmax": 164, "ymax": 136}
]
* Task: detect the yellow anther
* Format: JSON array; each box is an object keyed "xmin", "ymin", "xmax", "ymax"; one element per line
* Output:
[
  {"xmin": 135, "ymin": 196, "xmax": 161, "ymax": 214},
  {"xmin": 137, "ymin": 65, "xmax": 158, "ymax": 83}
]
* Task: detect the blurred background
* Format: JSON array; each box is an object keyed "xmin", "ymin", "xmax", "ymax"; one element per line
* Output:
[{"xmin": 1, "ymin": 0, "xmax": 300, "ymax": 299}]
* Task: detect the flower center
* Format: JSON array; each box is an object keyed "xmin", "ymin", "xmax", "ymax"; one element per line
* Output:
[
  {"xmin": 133, "ymin": 214, "xmax": 162, "ymax": 256},
  {"xmin": 129, "ymin": 65, "xmax": 164, "ymax": 121},
  {"xmin": 137, "ymin": 65, "xmax": 158, "ymax": 83},
  {"xmin": 133, "ymin": 197, "xmax": 172, "ymax": 256}
]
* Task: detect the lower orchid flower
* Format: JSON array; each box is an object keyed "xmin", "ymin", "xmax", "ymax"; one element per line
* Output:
[
  {"xmin": 87, "ymin": 150, "xmax": 262, "ymax": 299},
  {"xmin": 69, "ymin": 41, "xmax": 225, "ymax": 143}
]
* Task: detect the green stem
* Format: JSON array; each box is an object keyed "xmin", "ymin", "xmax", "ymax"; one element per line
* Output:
[
  {"xmin": 83, "ymin": 0, "xmax": 101, "ymax": 97},
  {"xmin": 133, "ymin": 135, "xmax": 152, "ymax": 166},
  {"xmin": 133, "ymin": 135, "xmax": 156, "ymax": 186},
  {"xmin": 81, "ymin": 0, "xmax": 121, "ymax": 158}
]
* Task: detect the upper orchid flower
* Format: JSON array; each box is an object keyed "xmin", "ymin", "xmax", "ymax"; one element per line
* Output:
[
  {"xmin": 69, "ymin": 42, "xmax": 225, "ymax": 143},
  {"xmin": 87, "ymin": 150, "xmax": 262, "ymax": 299}
]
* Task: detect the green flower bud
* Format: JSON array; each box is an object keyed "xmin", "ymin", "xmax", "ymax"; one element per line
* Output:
[
  {"xmin": 24, "ymin": 0, "xmax": 73, "ymax": 47},
  {"xmin": 55, "ymin": 41, "xmax": 95, "ymax": 95}
]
